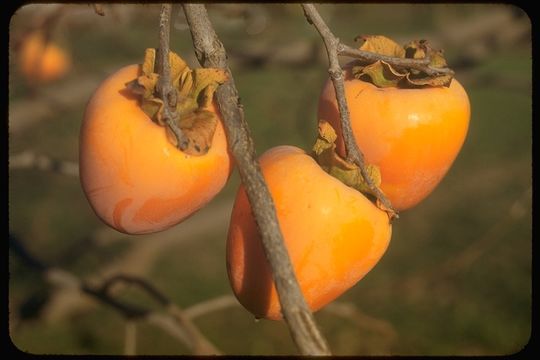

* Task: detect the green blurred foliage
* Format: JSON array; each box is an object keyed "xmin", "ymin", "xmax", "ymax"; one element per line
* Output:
[{"xmin": 9, "ymin": 3, "xmax": 531, "ymax": 356}]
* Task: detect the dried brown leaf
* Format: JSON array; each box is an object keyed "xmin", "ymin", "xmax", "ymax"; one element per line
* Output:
[
  {"xmin": 312, "ymin": 121, "xmax": 381, "ymax": 195},
  {"xmin": 357, "ymin": 35, "xmax": 405, "ymax": 58},
  {"xmin": 405, "ymin": 73, "xmax": 453, "ymax": 87},
  {"xmin": 356, "ymin": 60, "xmax": 407, "ymax": 88},
  {"xmin": 170, "ymin": 110, "xmax": 217, "ymax": 156},
  {"xmin": 124, "ymin": 49, "xmax": 228, "ymax": 156}
]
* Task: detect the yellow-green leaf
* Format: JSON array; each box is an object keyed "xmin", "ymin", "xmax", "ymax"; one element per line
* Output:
[
  {"xmin": 351, "ymin": 35, "xmax": 454, "ymax": 89},
  {"xmin": 357, "ymin": 35, "xmax": 405, "ymax": 58},
  {"xmin": 429, "ymin": 49, "xmax": 448, "ymax": 68},
  {"xmin": 142, "ymin": 48, "xmax": 156, "ymax": 75},
  {"xmin": 168, "ymin": 50, "xmax": 189, "ymax": 84},
  {"xmin": 311, "ymin": 121, "xmax": 382, "ymax": 196},
  {"xmin": 406, "ymin": 73, "xmax": 453, "ymax": 87},
  {"xmin": 355, "ymin": 60, "xmax": 406, "ymax": 88},
  {"xmin": 175, "ymin": 110, "xmax": 218, "ymax": 155},
  {"xmin": 124, "ymin": 48, "xmax": 229, "ymax": 156},
  {"xmin": 404, "ymin": 40, "xmax": 427, "ymax": 59},
  {"xmin": 142, "ymin": 98, "xmax": 163, "ymax": 124}
]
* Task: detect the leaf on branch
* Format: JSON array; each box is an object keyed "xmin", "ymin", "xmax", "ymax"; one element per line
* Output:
[
  {"xmin": 352, "ymin": 35, "xmax": 454, "ymax": 89},
  {"xmin": 356, "ymin": 35, "xmax": 405, "ymax": 58},
  {"xmin": 125, "ymin": 48, "xmax": 228, "ymax": 156},
  {"xmin": 403, "ymin": 39, "xmax": 428, "ymax": 59},
  {"xmin": 406, "ymin": 72, "xmax": 453, "ymax": 87},
  {"xmin": 166, "ymin": 110, "xmax": 217, "ymax": 155},
  {"xmin": 354, "ymin": 60, "xmax": 407, "ymax": 88},
  {"xmin": 312, "ymin": 121, "xmax": 381, "ymax": 196}
]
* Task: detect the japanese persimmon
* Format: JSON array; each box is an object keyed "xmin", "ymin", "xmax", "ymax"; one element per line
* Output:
[
  {"xmin": 79, "ymin": 50, "xmax": 232, "ymax": 234},
  {"xmin": 318, "ymin": 37, "xmax": 470, "ymax": 211},
  {"xmin": 227, "ymin": 145, "xmax": 392, "ymax": 320},
  {"xmin": 19, "ymin": 31, "xmax": 71, "ymax": 83}
]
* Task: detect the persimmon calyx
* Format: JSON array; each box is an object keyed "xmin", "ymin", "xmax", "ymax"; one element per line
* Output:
[
  {"xmin": 311, "ymin": 121, "xmax": 382, "ymax": 197},
  {"xmin": 352, "ymin": 35, "xmax": 453, "ymax": 88},
  {"xmin": 125, "ymin": 48, "xmax": 229, "ymax": 155}
]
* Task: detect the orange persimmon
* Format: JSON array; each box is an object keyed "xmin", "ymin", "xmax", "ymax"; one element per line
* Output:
[
  {"xmin": 19, "ymin": 31, "xmax": 71, "ymax": 83},
  {"xmin": 79, "ymin": 64, "xmax": 232, "ymax": 234},
  {"xmin": 227, "ymin": 145, "xmax": 392, "ymax": 320},
  {"xmin": 318, "ymin": 66, "xmax": 470, "ymax": 211}
]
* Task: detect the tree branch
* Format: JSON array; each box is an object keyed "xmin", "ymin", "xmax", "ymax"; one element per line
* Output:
[
  {"xmin": 9, "ymin": 234, "xmax": 220, "ymax": 355},
  {"xmin": 182, "ymin": 4, "xmax": 330, "ymax": 356},
  {"xmin": 184, "ymin": 295, "xmax": 239, "ymax": 320},
  {"xmin": 156, "ymin": 4, "xmax": 188, "ymax": 151},
  {"xmin": 184, "ymin": 294, "xmax": 397, "ymax": 343},
  {"xmin": 302, "ymin": 3, "xmax": 397, "ymax": 219},
  {"xmin": 338, "ymin": 44, "xmax": 454, "ymax": 76}
]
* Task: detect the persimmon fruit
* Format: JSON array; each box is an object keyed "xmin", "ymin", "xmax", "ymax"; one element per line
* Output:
[
  {"xmin": 318, "ymin": 65, "xmax": 470, "ymax": 211},
  {"xmin": 19, "ymin": 31, "xmax": 71, "ymax": 83},
  {"xmin": 227, "ymin": 145, "xmax": 392, "ymax": 320},
  {"xmin": 79, "ymin": 64, "xmax": 232, "ymax": 234}
]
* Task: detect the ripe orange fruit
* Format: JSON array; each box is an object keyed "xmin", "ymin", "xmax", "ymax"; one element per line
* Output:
[
  {"xmin": 19, "ymin": 31, "xmax": 71, "ymax": 83},
  {"xmin": 318, "ymin": 65, "xmax": 470, "ymax": 211},
  {"xmin": 79, "ymin": 64, "xmax": 232, "ymax": 234},
  {"xmin": 227, "ymin": 145, "xmax": 392, "ymax": 320}
]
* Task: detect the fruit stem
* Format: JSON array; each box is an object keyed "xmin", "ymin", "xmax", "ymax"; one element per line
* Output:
[
  {"xmin": 157, "ymin": 4, "xmax": 188, "ymax": 151},
  {"xmin": 302, "ymin": 4, "xmax": 398, "ymax": 220}
]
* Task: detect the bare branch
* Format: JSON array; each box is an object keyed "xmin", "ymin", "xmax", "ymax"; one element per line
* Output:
[
  {"xmin": 165, "ymin": 304, "xmax": 220, "ymax": 355},
  {"xmin": 184, "ymin": 295, "xmax": 239, "ymax": 320},
  {"xmin": 301, "ymin": 4, "xmax": 397, "ymax": 219},
  {"xmin": 96, "ymin": 274, "xmax": 170, "ymax": 306},
  {"xmin": 9, "ymin": 234, "xmax": 220, "ymax": 355},
  {"xmin": 184, "ymin": 294, "xmax": 397, "ymax": 343},
  {"xmin": 182, "ymin": 4, "xmax": 330, "ymax": 356},
  {"xmin": 324, "ymin": 302, "xmax": 397, "ymax": 341},
  {"xmin": 9, "ymin": 151, "xmax": 78, "ymax": 177},
  {"xmin": 156, "ymin": 4, "xmax": 188, "ymax": 151}
]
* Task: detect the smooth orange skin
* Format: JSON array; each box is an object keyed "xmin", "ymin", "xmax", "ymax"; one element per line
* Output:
[
  {"xmin": 227, "ymin": 146, "xmax": 392, "ymax": 320},
  {"xmin": 80, "ymin": 65, "xmax": 232, "ymax": 234},
  {"xmin": 318, "ymin": 67, "xmax": 470, "ymax": 211},
  {"xmin": 19, "ymin": 32, "xmax": 71, "ymax": 83}
]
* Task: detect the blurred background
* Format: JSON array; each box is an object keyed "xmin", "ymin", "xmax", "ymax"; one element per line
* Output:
[{"xmin": 8, "ymin": 3, "xmax": 531, "ymax": 355}]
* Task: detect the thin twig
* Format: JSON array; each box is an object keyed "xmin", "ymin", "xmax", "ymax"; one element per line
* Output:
[
  {"xmin": 184, "ymin": 295, "xmax": 239, "ymax": 320},
  {"xmin": 9, "ymin": 234, "xmax": 220, "ymax": 355},
  {"xmin": 96, "ymin": 274, "xmax": 170, "ymax": 306},
  {"xmin": 301, "ymin": 4, "xmax": 397, "ymax": 219},
  {"xmin": 324, "ymin": 302, "xmax": 397, "ymax": 341},
  {"xmin": 182, "ymin": 4, "xmax": 330, "ymax": 356},
  {"xmin": 9, "ymin": 151, "xmax": 79, "ymax": 177},
  {"xmin": 90, "ymin": 274, "xmax": 219, "ymax": 354},
  {"xmin": 339, "ymin": 44, "xmax": 454, "ymax": 76},
  {"xmin": 156, "ymin": 4, "xmax": 188, "ymax": 151},
  {"xmin": 183, "ymin": 294, "xmax": 397, "ymax": 343}
]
